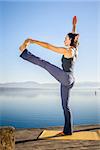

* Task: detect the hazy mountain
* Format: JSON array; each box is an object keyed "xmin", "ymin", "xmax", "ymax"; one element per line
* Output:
[
  {"xmin": 0, "ymin": 81, "xmax": 100, "ymax": 89},
  {"xmin": 0, "ymin": 81, "xmax": 58, "ymax": 89},
  {"xmin": 74, "ymin": 82, "xmax": 100, "ymax": 88},
  {"xmin": 0, "ymin": 81, "xmax": 39, "ymax": 88}
]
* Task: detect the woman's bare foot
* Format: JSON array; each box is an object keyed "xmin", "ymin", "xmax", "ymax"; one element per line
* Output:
[{"xmin": 19, "ymin": 39, "xmax": 31, "ymax": 52}]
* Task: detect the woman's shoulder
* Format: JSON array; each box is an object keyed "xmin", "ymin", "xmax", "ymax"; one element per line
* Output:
[{"xmin": 63, "ymin": 46, "xmax": 76, "ymax": 58}]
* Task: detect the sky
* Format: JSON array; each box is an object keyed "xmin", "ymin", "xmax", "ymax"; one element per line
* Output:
[{"xmin": 0, "ymin": 0, "xmax": 100, "ymax": 83}]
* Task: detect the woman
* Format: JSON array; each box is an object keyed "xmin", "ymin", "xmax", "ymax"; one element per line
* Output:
[{"xmin": 19, "ymin": 16, "xmax": 79, "ymax": 135}]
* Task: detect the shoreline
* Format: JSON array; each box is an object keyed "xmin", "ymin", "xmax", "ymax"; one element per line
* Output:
[{"xmin": 15, "ymin": 123, "xmax": 100, "ymax": 131}]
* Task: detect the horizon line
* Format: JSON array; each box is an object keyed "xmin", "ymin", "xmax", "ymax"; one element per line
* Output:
[{"xmin": 0, "ymin": 81, "xmax": 100, "ymax": 84}]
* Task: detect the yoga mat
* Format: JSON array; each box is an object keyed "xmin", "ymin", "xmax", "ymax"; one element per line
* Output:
[{"xmin": 38, "ymin": 130, "xmax": 100, "ymax": 140}]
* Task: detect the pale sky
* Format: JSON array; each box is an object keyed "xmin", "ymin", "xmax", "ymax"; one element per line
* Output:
[{"xmin": 0, "ymin": 0, "xmax": 99, "ymax": 83}]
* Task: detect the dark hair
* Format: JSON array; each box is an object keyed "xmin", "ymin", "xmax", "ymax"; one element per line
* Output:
[{"xmin": 67, "ymin": 33, "xmax": 79, "ymax": 48}]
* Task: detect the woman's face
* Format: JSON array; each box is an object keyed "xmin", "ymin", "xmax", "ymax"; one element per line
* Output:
[{"xmin": 64, "ymin": 35, "xmax": 71, "ymax": 46}]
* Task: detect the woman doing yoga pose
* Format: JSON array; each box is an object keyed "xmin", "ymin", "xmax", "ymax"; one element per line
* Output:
[{"xmin": 19, "ymin": 16, "xmax": 79, "ymax": 135}]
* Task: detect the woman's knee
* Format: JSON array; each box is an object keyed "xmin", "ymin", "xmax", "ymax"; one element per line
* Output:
[{"xmin": 62, "ymin": 81, "xmax": 74, "ymax": 87}]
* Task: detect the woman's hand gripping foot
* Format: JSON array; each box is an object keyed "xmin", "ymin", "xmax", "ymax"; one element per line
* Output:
[{"xmin": 19, "ymin": 39, "xmax": 32, "ymax": 53}]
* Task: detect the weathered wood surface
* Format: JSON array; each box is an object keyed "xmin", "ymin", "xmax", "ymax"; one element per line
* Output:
[
  {"xmin": 0, "ymin": 126, "xmax": 15, "ymax": 150},
  {"xmin": 15, "ymin": 125, "xmax": 100, "ymax": 150}
]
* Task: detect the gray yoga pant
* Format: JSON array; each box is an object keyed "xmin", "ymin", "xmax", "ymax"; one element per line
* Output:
[{"xmin": 20, "ymin": 49, "xmax": 75, "ymax": 134}]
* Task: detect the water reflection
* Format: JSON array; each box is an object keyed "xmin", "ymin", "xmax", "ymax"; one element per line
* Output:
[{"xmin": 0, "ymin": 88, "xmax": 100, "ymax": 128}]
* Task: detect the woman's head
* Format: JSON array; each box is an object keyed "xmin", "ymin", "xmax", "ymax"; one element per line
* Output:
[{"xmin": 64, "ymin": 33, "xmax": 79, "ymax": 48}]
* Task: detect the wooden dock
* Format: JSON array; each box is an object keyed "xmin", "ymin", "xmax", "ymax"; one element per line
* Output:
[{"xmin": 15, "ymin": 124, "xmax": 100, "ymax": 150}]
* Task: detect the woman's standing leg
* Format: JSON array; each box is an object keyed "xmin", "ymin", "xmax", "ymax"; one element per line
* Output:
[{"xmin": 60, "ymin": 83, "xmax": 74, "ymax": 135}]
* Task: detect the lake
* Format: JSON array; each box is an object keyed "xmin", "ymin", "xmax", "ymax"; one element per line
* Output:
[{"xmin": 0, "ymin": 87, "xmax": 100, "ymax": 128}]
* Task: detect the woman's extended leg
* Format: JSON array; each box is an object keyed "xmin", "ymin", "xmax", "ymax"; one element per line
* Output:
[
  {"xmin": 60, "ymin": 83, "xmax": 74, "ymax": 135},
  {"xmin": 20, "ymin": 49, "xmax": 74, "ymax": 86}
]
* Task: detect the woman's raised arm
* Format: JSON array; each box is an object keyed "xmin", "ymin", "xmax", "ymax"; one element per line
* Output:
[
  {"xmin": 72, "ymin": 16, "xmax": 77, "ymax": 33},
  {"xmin": 19, "ymin": 38, "xmax": 74, "ymax": 58},
  {"xmin": 29, "ymin": 39, "xmax": 67, "ymax": 54}
]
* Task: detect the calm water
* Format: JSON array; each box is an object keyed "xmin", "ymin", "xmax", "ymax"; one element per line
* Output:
[{"xmin": 0, "ymin": 87, "xmax": 100, "ymax": 128}]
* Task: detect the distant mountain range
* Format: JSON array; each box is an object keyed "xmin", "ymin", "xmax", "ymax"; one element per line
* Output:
[{"xmin": 0, "ymin": 81, "xmax": 100, "ymax": 89}]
